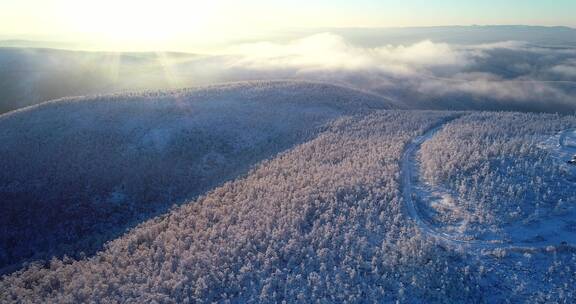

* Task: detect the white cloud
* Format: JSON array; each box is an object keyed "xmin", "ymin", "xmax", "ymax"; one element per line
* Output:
[
  {"xmin": 200, "ymin": 33, "xmax": 576, "ymax": 111},
  {"xmin": 226, "ymin": 33, "xmax": 470, "ymax": 75},
  {"xmin": 417, "ymin": 73, "xmax": 573, "ymax": 103},
  {"xmin": 467, "ymin": 40, "xmax": 528, "ymax": 50},
  {"xmin": 550, "ymin": 63, "xmax": 576, "ymax": 77}
]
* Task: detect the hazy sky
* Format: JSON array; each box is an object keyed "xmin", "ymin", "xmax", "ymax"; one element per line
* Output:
[{"xmin": 1, "ymin": 0, "xmax": 575, "ymax": 49}]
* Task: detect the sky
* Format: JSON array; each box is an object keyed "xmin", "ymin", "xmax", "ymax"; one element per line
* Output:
[{"xmin": 0, "ymin": 0, "xmax": 575, "ymax": 50}]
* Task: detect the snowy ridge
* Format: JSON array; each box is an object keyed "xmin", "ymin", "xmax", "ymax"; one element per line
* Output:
[
  {"xmin": 0, "ymin": 80, "xmax": 398, "ymax": 275},
  {"xmin": 0, "ymin": 79, "xmax": 401, "ymax": 118}
]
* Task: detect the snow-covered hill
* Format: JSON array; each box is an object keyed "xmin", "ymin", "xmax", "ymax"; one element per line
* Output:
[
  {"xmin": 0, "ymin": 80, "xmax": 397, "ymax": 273},
  {"xmin": 2, "ymin": 110, "xmax": 575, "ymax": 303},
  {"xmin": 2, "ymin": 111, "xmax": 474, "ymax": 303},
  {"xmin": 1, "ymin": 26, "xmax": 576, "ymax": 303}
]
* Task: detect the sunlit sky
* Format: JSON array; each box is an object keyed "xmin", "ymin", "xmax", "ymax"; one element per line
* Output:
[{"xmin": 1, "ymin": 0, "xmax": 575, "ymax": 51}]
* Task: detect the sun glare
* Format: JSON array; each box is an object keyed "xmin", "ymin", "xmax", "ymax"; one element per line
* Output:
[{"xmin": 59, "ymin": 0, "xmax": 220, "ymax": 50}]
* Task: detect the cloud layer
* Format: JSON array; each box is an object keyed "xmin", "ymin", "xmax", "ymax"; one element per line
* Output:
[
  {"xmin": 1, "ymin": 30, "xmax": 575, "ymax": 113},
  {"xmin": 227, "ymin": 33, "xmax": 470, "ymax": 74},
  {"xmin": 203, "ymin": 33, "xmax": 576, "ymax": 112}
]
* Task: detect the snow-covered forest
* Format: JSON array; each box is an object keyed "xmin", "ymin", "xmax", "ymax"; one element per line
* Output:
[
  {"xmin": 1, "ymin": 111, "xmax": 481, "ymax": 303},
  {"xmin": 1, "ymin": 109, "xmax": 575, "ymax": 303},
  {"xmin": 419, "ymin": 113, "xmax": 576, "ymax": 242},
  {"xmin": 0, "ymin": 81, "xmax": 396, "ymax": 274},
  {"xmin": 1, "ymin": 3, "xmax": 576, "ymax": 302},
  {"xmin": 1, "ymin": 26, "xmax": 576, "ymax": 302}
]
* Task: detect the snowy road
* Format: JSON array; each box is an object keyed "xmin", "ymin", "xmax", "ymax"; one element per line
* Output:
[
  {"xmin": 401, "ymin": 122, "xmax": 576, "ymax": 250},
  {"xmin": 400, "ymin": 121, "xmax": 494, "ymax": 249}
]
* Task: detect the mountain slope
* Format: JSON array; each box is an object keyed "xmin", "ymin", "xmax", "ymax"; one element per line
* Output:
[
  {"xmin": 0, "ymin": 80, "xmax": 397, "ymax": 273},
  {"xmin": 2, "ymin": 111, "xmax": 481, "ymax": 303},
  {"xmin": 2, "ymin": 110, "xmax": 575, "ymax": 303}
]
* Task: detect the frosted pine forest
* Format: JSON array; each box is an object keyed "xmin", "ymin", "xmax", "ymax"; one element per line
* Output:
[{"xmin": 1, "ymin": 23, "xmax": 576, "ymax": 304}]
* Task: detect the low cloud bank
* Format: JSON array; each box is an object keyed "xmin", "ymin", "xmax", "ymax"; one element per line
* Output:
[
  {"xmin": 1, "ymin": 31, "xmax": 575, "ymax": 113},
  {"xmin": 206, "ymin": 33, "xmax": 576, "ymax": 112},
  {"xmin": 227, "ymin": 33, "xmax": 469, "ymax": 73}
]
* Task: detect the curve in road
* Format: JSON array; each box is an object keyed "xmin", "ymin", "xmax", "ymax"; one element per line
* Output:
[{"xmin": 401, "ymin": 121, "xmax": 576, "ymax": 251}]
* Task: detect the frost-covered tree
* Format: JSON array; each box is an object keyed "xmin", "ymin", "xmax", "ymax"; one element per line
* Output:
[
  {"xmin": 0, "ymin": 80, "xmax": 397, "ymax": 273},
  {"xmin": 419, "ymin": 112, "xmax": 576, "ymax": 235},
  {"xmin": 1, "ymin": 111, "xmax": 488, "ymax": 303}
]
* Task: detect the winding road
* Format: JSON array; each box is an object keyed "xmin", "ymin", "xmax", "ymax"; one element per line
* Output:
[{"xmin": 400, "ymin": 122, "xmax": 576, "ymax": 250}]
